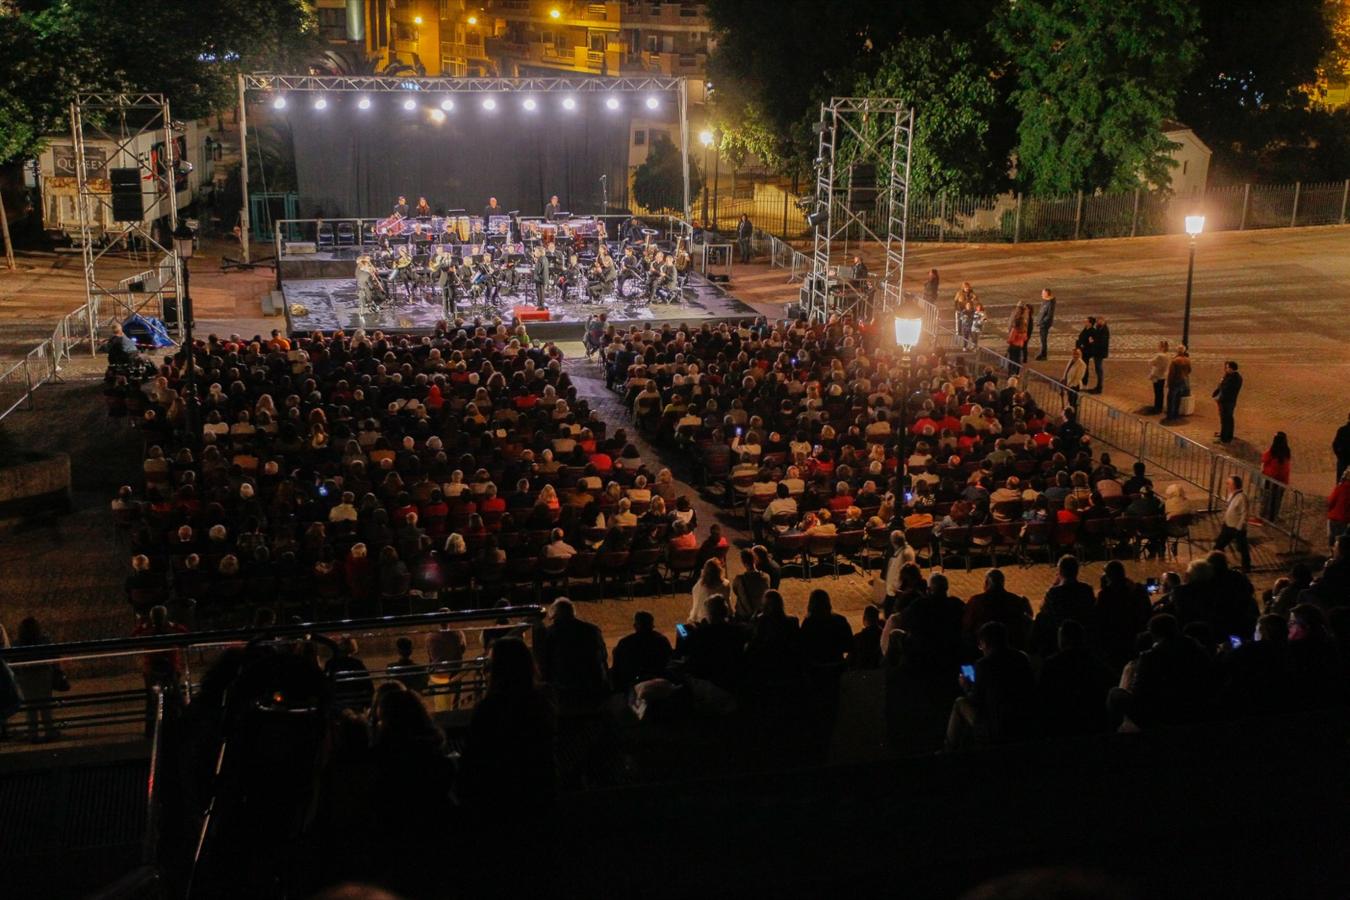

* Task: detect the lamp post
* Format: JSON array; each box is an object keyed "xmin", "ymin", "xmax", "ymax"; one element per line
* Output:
[
  {"xmin": 1182, "ymin": 214, "xmax": 1204, "ymax": 348},
  {"xmin": 698, "ymin": 129, "xmax": 714, "ymax": 228},
  {"xmin": 172, "ymin": 220, "xmax": 199, "ymax": 444},
  {"xmin": 893, "ymin": 298, "xmax": 924, "ymax": 520}
]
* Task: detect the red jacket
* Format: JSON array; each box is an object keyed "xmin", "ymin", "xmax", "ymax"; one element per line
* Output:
[
  {"xmin": 1260, "ymin": 450, "xmax": 1291, "ymax": 485},
  {"xmin": 1329, "ymin": 482, "xmax": 1350, "ymax": 524}
]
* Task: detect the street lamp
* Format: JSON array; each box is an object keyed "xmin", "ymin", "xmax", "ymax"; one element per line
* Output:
[
  {"xmin": 172, "ymin": 220, "xmax": 199, "ymax": 444},
  {"xmin": 698, "ymin": 129, "xmax": 714, "ymax": 227},
  {"xmin": 1182, "ymin": 214, "xmax": 1204, "ymax": 348},
  {"xmin": 893, "ymin": 297, "xmax": 925, "ymax": 519}
]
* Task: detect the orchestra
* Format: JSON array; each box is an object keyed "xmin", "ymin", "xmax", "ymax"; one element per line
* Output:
[{"xmin": 349, "ymin": 194, "xmax": 693, "ymax": 316}]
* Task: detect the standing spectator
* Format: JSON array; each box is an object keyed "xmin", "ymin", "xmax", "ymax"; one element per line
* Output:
[
  {"xmin": 881, "ymin": 530, "xmax": 916, "ymax": 609},
  {"xmin": 1031, "ymin": 555, "xmax": 1097, "ymax": 658},
  {"xmin": 1211, "ymin": 361, "xmax": 1243, "ymax": 444},
  {"xmin": 538, "ymin": 598, "xmax": 608, "ymax": 706},
  {"xmin": 386, "ymin": 637, "xmax": 429, "ymax": 693},
  {"xmin": 962, "ymin": 569, "xmax": 1033, "ymax": 651},
  {"xmin": 1038, "ymin": 620, "xmax": 1112, "ymax": 736},
  {"xmin": 1061, "ymin": 348, "xmax": 1087, "ymax": 409},
  {"xmin": 1034, "ymin": 288, "xmax": 1056, "ymax": 360},
  {"xmin": 688, "ymin": 558, "xmax": 731, "ymax": 623},
  {"xmin": 1006, "ymin": 304, "xmax": 1031, "ymax": 374},
  {"xmin": 798, "ymin": 589, "xmax": 854, "ymax": 673},
  {"xmin": 683, "ymin": 595, "xmax": 748, "ymax": 693},
  {"xmin": 132, "ymin": 605, "xmax": 189, "ymax": 735},
  {"xmin": 12, "ymin": 617, "xmax": 64, "ymax": 743},
  {"xmin": 1334, "ymin": 412, "xmax": 1350, "ymax": 481},
  {"xmin": 1214, "ymin": 475, "xmax": 1252, "ymax": 573},
  {"xmin": 325, "ymin": 636, "xmax": 375, "ymax": 712},
  {"xmin": 735, "ymin": 213, "xmax": 753, "ymax": 264},
  {"xmin": 1095, "ymin": 561, "xmax": 1153, "ymax": 670},
  {"xmin": 731, "ymin": 549, "xmax": 771, "ymax": 620},
  {"xmin": 946, "ymin": 621, "xmax": 1036, "ymax": 749},
  {"xmin": 1074, "ymin": 318, "xmax": 1098, "ymax": 389},
  {"xmin": 1260, "ymin": 432, "xmax": 1292, "ymax": 520},
  {"xmin": 1327, "ymin": 469, "xmax": 1350, "ymax": 546},
  {"xmin": 459, "ymin": 637, "xmax": 556, "ymax": 810},
  {"xmin": 851, "ymin": 606, "xmax": 884, "ymax": 670},
  {"xmin": 1088, "ymin": 317, "xmax": 1110, "ymax": 393},
  {"xmin": 610, "ymin": 611, "xmax": 673, "ymax": 691},
  {"xmin": 1164, "ymin": 344, "xmax": 1192, "ymax": 421},
  {"xmin": 1148, "ymin": 340, "xmax": 1170, "ymax": 414},
  {"xmin": 923, "ymin": 268, "xmax": 940, "ymax": 306},
  {"xmin": 953, "ymin": 282, "xmax": 977, "ymax": 334}
]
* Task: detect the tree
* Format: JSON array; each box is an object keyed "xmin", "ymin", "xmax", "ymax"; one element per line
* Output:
[
  {"xmin": 850, "ymin": 35, "xmax": 1010, "ymax": 196},
  {"xmin": 631, "ymin": 133, "xmax": 701, "ymax": 214},
  {"xmin": 0, "ymin": 0, "xmax": 321, "ymax": 166},
  {"xmin": 995, "ymin": 0, "xmax": 1200, "ymax": 194}
]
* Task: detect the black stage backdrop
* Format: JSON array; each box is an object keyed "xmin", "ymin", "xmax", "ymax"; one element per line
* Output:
[{"xmin": 287, "ymin": 99, "xmax": 634, "ymax": 219}]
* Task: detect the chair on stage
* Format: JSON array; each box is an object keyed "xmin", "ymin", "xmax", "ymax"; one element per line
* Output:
[
  {"xmin": 336, "ymin": 222, "xmax": 356, "ymax": 247},
  {"xmin": 316, "ymin": 222, "xmax": 335, "ymax": 250}
]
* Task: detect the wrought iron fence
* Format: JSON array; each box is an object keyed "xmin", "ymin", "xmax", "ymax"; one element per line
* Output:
[{"xmin": 687, "ymin": 174, "xmax": 1350, "ymax": 245}]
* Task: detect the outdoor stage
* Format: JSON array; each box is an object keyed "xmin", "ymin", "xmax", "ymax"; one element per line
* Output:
[{"xmin": 278, "ymin": 247, "xmax": 760, "ymax": 341}]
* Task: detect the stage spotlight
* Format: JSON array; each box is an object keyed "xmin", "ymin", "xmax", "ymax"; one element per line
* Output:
[
  {"xmin": 430, "ymin": 109, "xmax": 446, "ymax": 123},
  {"xmin": 549, "ymin": 7, "xmax": 561, "ymax": 18},
  {"xmin": 605, "ymin": 96, "xmax": 620, "ymax": 111},
  {"xmin": 403, "ymin": 98, "xmax": 417, "ymax": 111},
  {"xmin": 413, "ymin": 14, "xmax": 424, "ymax": 25},
  {"xmin": 467, "ymin": 15, "xmax": 478, "ymax": 25},
  {"xmin": 523, "ymin": 97, "xmax": 537, "ymax": 111},
  {"xmin": 440, "ymin": 98, "xmax": 455, "ymax": 111},
  {"xmin": 645, "ymin": 96, "xmax": 660, "ymax": 110},
  {"xmin": 272, "ymin": 95, "xmax": 286, "ymax": 110},
  {"xmin": 313, "ymin": 96, "xmax": 327, "ymax": 110},
  {"xmin": 482, "ymin": 96, "xmax": 497, "ymax": 110},
  {"xmin": 562, "ymin": 96, "xmax": 577, "ymax": 111},
  {"xmin": 358, "ymin": 96, "xmax": 371, "ymax": 110}
]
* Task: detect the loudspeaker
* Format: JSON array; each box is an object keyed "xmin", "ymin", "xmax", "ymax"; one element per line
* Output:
[
  {"xmin": 110, "ymin": 168, "xmax": 143, "ymax": 223},
  {"xmin": 849, "ymin": 163, "xmax": 878, "ymax": 212}
]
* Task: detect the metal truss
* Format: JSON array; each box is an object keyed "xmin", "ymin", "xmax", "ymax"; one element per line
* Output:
[
  {"xmin": 234, "ymin": 74, "xmax": 692, "ymax": 262},
  {"xmin": 241, "ymin": 74, "xmax": 687, "ymax": 93},
  {"xmin": 806, "ymin": 97, "xmax": 914, "ymax": 324},
  {"xmin": 71, "ymin": 92, "xmax": 184, "ymax": 339}
]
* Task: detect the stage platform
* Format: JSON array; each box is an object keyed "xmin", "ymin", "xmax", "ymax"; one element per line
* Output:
[{"xmin": 279, "ymin": 266, "xmax": 761, "ymax": 341}]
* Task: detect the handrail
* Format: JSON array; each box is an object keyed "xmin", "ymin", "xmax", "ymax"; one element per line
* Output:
[
  {"xmin": 915, "ymin": 296, "xmax": 1312, "ymax": 552},
  {"xmin": 0, "ymin": 605, "xmax": 545, "ymax": 665},
  {"xmin": 143, "ymin": 686, "xmax": 165, "ymax": 863}
]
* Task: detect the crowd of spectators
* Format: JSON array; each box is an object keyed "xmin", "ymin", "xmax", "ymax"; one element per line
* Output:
[
  {"xmin": 105, "ymin": 322, "xmax": 733, "ymax": 625},
  {"xmin": 597, "ymin": 314, "xmax": 1183, "ymax": 571}
]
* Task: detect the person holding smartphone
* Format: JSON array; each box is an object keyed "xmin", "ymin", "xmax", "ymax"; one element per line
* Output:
[{"xmin": 946, "ymin": 620, "xmax": 1035, "ymax": 751}]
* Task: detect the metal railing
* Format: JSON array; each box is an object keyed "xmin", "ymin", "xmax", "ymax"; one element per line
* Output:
[
  {"xmin": 676, "ymin": 175, "xmax": 1350, "ymax": 245},
  {"xmin": 0, "ymin": 293, "xmax": 112, "ymax": 423},
  {"xmin": 915, "ymin": 297, "xmax": 1312, "ymax": 552}
]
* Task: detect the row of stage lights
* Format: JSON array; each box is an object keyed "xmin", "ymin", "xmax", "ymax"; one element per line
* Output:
[{"xmin": 270, "ymin": 94, "xmax": 662, "ymax": 115}]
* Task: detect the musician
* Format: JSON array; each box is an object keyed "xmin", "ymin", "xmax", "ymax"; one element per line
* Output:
[
  {"xmin": 544, "ymin": 195, "xmax": 562, "ymax": 222},
  {"xmin": 476, "ymin": 252, "xmax": 500, "ymax": 305},
  {"xmin": 432, "ymin": 246, "xmax": 458, "ymax": 314},
  {"xmin": 355, "ymin": 255, "xmax": 386, "ymax": 312},
  {"xmin": 390, "ymin": 245, "xmax": 417, "ymax": 301},
  {"xmin": 648, "ymin": 251, "xmax": 676, "ymax": 301},
  {"xmin": 482, "ymin": 196, "xmax": 502, "ymax": 224},
  {"xmin": 674, "ymin": 238, "xmax": 692, "ymax": 277},
  {"xmin": 556, "ymin": 250, "xmax": 580, "ymax": 302},
  {"xmin": 617, "ymin": 245, "xmax": 642, "ymax": 296},
  {"xmin": 394, "ymin": 196, "xmax": 409, "ymax": 218},
  {"xmin": 531, "ymin": 245, "xmax": 551, "ymax": 310},
  {"xmin": 589, "ymin": 246, "xmax": 617, "ymax": 300},
  {"xmin": 409, "ymin": 223, "xmax": 433, "ymax": 251},
  {"xmin": 414, "ymin": 196, "xmax": 432, "ymax": 218}
]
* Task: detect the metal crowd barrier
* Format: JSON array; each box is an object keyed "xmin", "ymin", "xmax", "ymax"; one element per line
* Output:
[
  {"xmin": 915, "ymin": 297, "xmax": 1312, "ymax": 553},
  {"xmin": 0, "ymin": 293, "xmax": 111, "ymax": 423}
]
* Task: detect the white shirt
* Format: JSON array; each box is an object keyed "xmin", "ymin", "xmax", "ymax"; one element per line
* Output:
[
  {"xmin": 1223, "ymin": 490, "xmax": 1249, "ymax": 530},
  {"xmin": 764, "ymin": 496, "xmax": 798, "ymax": 521},
  {"xmin": 544, "ymin": 540, "xmax": 577, "ymax": 559},
  {"xmin": 884, "ymin": 546, "xmax": 916, "ymax": 593},
  {"xmin": 689, "ymin": 579, "xmax": 730, "ymax": 623},
  {"xmin": 1149, "ymin": 352, "xmax": 1170, "ymax": 382}
]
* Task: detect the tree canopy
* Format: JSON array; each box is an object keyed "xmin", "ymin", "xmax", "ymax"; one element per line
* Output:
[
  {"xmin": 850, "ymin": 35, "xmax": 1010, "ymax": 196},
  {"xmin": 995, "ymin": 0, "xmax": 1201, "ymax": 194},
  {"xmin": 0, "ymin": 0, "xmax": 320, "ymax": 165},
  {"xmin": 631, "ymin": 133, "xmax": 701, "ymax": 213}
]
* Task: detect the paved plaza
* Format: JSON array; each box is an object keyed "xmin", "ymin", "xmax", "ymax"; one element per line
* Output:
[{"xmin": 0, "ymin": 226, "xmax": 1345, "ymax": 662}]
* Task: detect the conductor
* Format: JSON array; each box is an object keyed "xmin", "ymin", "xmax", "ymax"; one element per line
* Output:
[
  {"xmin": 532, "ymin": 245, "xmax": 551, "ymax": 311},
  {"xmin": 482, "ymin": 196, "xmax": 502, "ymax": 223},
  {"xmin": 544, "ymin": 195, "xmax": 562, "ymax": 221}
]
